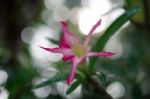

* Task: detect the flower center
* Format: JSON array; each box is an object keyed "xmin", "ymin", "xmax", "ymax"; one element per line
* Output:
[{"xmin": 72, "ymin": 43, "xmax": 87, "ymax": 57}]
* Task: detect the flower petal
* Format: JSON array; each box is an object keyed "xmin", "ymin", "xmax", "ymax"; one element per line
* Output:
[
  {"xmin": 40, "ymin": 46, "xmax": 75, "ymax": 62},
  {"xmin": 40, "ymin": 46, "xmax": 72, "ymax": 55},
  {"xmin": 60, "ymin": 21, "xmax": 80, "ymax": 48},
  {"xmin": 67, "ymin": 57, "xmax": 80, "ymax": 85},
  {"xmin": 60, "ymin": 21, "xmax": 72, "ymax": 48},
  {"xmin": 83, "ymin": 19, "xmax": 101, "ymax": 47},
  {"xmin": 63, "ymin": 55, "xmax": 74, "ymax": 61},
  {"xmin": 87, "ymin": 51, "xmax": 115, "ymax": 57},
  {"xmin": 60, "ymin": 21, "xmax": 68, "ymax": 34}
]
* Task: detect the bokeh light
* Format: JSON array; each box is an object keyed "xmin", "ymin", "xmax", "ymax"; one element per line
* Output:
[
  {"xmin": 29, "ymin": 25, "xmax": 62, "ymax": 63},
  {"xmin": 21, "ymin": 27, "xmax": 34, "ymax": 44},
  {"xmin": 53, "ymin": 5, "xmax": 70, "ymax": 22},
  {"xmin": 106, "ymin": 81, "xmax": 125, "ymax": 99},
  {"xmin": 44, "ymin": 0, "xmax": 65, "ymax": 10},
  {"xmin": 33, "ymin": 86, "xmax": 52, "ymax": 98},
  {"xmin": 0, "ymin": 70, "xmax": 8, "ymax": 86},
  {"xmin": 56, "ymin": 82, "xmax": 81, "ymax": 99},
  {"xmin": 78, "ymin": 0, "xmax": 112, "ymax": 35},
  {"xmin": 0, "ymin": 87, "xmax": 9, "ymax": 99}
]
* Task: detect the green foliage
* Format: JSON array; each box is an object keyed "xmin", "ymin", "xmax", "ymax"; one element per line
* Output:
[
  {"xmin": 6, "ymin": 67, "xmax": 37, "ymax": 99},
  {"xmin": 66, "ymin": 80, "xmax": 81, "ymax": 95},
  {"xmin": 96, "ymin": 72, "xmax": 107, "ymax": 87},
  {"xmin": 89, "ymin": 7, "xmax": 139, "ymax": 72},
  {"xmin": 48, "ymin": 37, "xmax": 59, "ymax": 45},
  {"xmin": 33, "ymin": 73, "xmax": 68, "ymax": 89},
  {"xmin": 124, "ymin": 0, "xmax": 132, "ymax": 8}
]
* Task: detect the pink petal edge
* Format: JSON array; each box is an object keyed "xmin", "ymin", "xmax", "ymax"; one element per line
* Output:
[
  {"xmin": 60, "ymin": 21, "xmax": 68, "ymax": 34},
  {"xmin": 60, "ymin": 21, "xmax": 72, "ymax": 48},
  {"xmin": 87, "ymin": 51, "xmax": 115, "ymax": 57},
  {"xmin": 39, "ymin": 46, "xmax": 73, "ymax": 55},
  {"xmin": 83, "ymin": 19, "xmax": 101, "ymax": 47},
  {"xmin": 67, "ymin": 57, "xmax": 80, "ymax": 85},
  {"xmin": 60, "ymin": 21, "xmax": 80, "ymax": 48}
]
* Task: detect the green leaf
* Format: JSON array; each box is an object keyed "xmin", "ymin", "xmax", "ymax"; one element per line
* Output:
[
  {"xmin": 124, "ymin": 0, "xmax": 132, "ymax": 8},
  {"xmin": 66, "ymin": 72, "xmax": 84, "ymax": 95},
  {"xmin": 89, "ymin": 7, "xmax": 139, "ymax": 72},
  {"xmin": 76, "ymin": 71, "xmax": 85, "ymax": 82},
  {"xmin": 33, "ymin": 73, "xmax": 68, "ymax": 89},
  {"xmin": 66, "ymin": 81, "xmax": 81, "ymax": 95},
  {"xmin": 6, "ymin": 67, "xmax": 37, "ymax": 99},
  {"xmin": 96, "ymin": 72, "xmax": 107, "ymax": 87},
  {"xmin": 47, "ymin": 37, "xmax": 59, "ymax": 45}
]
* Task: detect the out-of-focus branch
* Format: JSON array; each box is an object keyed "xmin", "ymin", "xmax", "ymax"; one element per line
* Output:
[
  {"xmin": 143, "ymin": 0, "xmax": 150, "ymax": 27},
  {"xmin": 88, "ymin": 78, "xmax": 113, "ymax": 99},
  {"xmin": 0, "ymin": 0, "xmax": 42, "ymax": 68}
]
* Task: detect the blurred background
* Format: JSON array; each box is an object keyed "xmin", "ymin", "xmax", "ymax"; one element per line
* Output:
[{"xmin": 0, "ymin": 0, "xmax": 150, "ymax": 99}]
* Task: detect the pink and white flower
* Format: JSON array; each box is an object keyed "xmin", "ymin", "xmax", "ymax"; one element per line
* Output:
[{"xmin": 40, "ymin": 19, "xmax": 114, "ymax": 85}]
